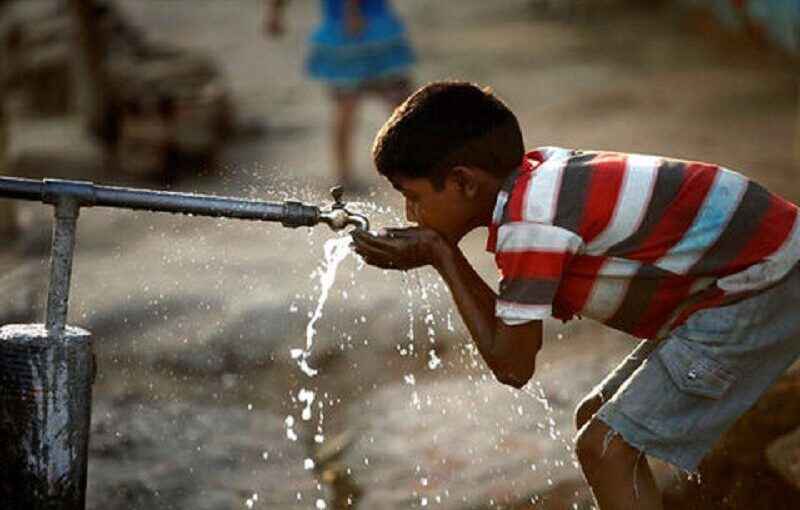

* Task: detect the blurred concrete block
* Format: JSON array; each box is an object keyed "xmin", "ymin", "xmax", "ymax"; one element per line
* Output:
[{"xmin": 767, "ymin": 425, "xmax": 800, "ymax": 490}]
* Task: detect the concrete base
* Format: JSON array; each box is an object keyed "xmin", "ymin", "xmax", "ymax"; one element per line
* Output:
[{"xmin": 0, "ymin": 324, "xmax": 94, "ymax": 510}]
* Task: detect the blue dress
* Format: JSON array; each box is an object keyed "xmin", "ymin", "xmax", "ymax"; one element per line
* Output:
[{"xmin": 306, "ymin": 0, "xmax": 416, "ymax": 88}]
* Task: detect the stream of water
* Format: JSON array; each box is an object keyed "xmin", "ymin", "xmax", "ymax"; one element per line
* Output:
[
  {"xmin": 280, "ymin": 231, "xmax": 565, "ymax": 508},
  {"xmin": 289, "ymin": 235, "xmax": 353, "ymax": 378},
  {"xmin": 284, "ymin": 235, "xmax": 354, "ymax": 509}
]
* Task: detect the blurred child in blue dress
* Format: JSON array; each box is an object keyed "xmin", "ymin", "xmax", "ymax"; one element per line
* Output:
[{"xmin": 265, "ymin": 0, "xmax": 416, "ymax": 189}]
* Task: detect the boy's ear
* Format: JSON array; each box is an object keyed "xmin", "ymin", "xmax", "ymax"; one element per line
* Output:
[{"xmin": 449, "ymin": 166, "xmax": 480, "ymax": 199}]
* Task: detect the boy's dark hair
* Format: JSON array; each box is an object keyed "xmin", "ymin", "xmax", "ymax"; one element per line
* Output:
[{"xmin": 372, "ymin": 81, "xmax": 524, "ymax": 189}]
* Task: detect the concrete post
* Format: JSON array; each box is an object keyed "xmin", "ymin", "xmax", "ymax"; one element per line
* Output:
[
  {"xmin": 0, "ymin": 192, "xmax": 91, "ymax": 509},
  {"xmin": 0, "ymin": 324, "xmax": 94, "ymax": 510}
]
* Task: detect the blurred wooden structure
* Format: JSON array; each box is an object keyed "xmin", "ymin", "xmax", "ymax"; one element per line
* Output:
[
  {"xmin": 0, "ymin": 104, "xmax": 18, "ymax": 238},
  {"xmin": 1, "ymin": 0, "xmax": 235, "ymax": 178},
  {"xmin": 0, "ymin": 40, "xmax": 18, "ymax": 238}
]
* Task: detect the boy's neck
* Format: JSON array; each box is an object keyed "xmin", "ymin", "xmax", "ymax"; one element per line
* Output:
[{"xmin": 476, "ymin": 176, "xmax": 504, "ymax": 228}]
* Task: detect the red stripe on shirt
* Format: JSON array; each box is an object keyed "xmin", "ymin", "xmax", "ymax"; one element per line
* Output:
[
  {"xmin": 633, "ymin": 163, "xmax": 719, "ymax": 263},
  {"xmin": 630, "ymin": 276, "xmax": 696, "ymax": 338},
  {"xmin": 552, "ymin": 255, "xmax": 607, "ymax": 318},
  {"xmin": 486, "ymin": 226, "xmax": 498, "ymax": 253},
  {"xmin": 580, "ymin": 154, "xmax": 627, "ymax": 242},
  {"xmin": 496, "ymin": 250, "xmax": 572, "ymax": 280},
  {"xmin": 670, "ymin": 286, "xmax": 727, "ymax": 330},
  {"xmin": 506, "ymin": 168, "xmax": 533, "ymax": 223},
  {"xmin": 721, "ymin": 195, "xmax": 798, "ymax": 275},
  {"xmin": 527, "ymin": 149, "xmax": 548, "ymax": 163}
]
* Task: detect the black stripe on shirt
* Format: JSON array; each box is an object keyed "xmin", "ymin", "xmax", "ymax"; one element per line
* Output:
[{"xmin": 553, "ymin": 153, "xmax": 598, "ymax": 234}]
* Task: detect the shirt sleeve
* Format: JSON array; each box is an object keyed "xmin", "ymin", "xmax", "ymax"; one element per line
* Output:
[{"xmin": 494, "ymin": 222, "xmax": 584, "ymax": 324}]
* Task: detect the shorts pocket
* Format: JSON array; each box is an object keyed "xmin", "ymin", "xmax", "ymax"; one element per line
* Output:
[
  {"xmin": 657, "ymin": 339, "xmax": 735, "ymax": 399},
  {"xmin": 602, "ymin": 337, "xmax": 740, "ymax": 438}
]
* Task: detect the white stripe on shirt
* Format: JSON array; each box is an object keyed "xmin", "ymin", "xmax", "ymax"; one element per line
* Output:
[
  {"xmin": 496, "ymin": 300, "xmax": 552, "ymax": 323},
  {"xmin": 492, "ymin": 190, "xmax": 509, "ymax": 224},
  {"xmin": 497, "ymin": 222, "xmax": 583, "ymax": 253},
  {"xmin": 523, "ymin": 157, "xmax": 566, "ymax": 223},
  {"xmin": 581, "ymin": 258, "xmax": 640, "ymax": 321},
  {"xmin": 585, "ymin": 154, "xmax": 660, "ymax": 255}
]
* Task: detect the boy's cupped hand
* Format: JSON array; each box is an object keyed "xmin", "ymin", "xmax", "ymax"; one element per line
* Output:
[{"xmin": 351, "ymin": 227, "xmax": 445, "ymax": 270}]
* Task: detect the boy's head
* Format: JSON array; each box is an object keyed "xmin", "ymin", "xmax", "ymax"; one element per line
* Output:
[{"xmin": 372, "ymin": 81, "xmax": 524, "ymax": 242}]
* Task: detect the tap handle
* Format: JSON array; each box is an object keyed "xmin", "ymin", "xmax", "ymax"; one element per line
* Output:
[{"xmin": 330, "ymin": 186, "xmax": 345, "ymax": 208}]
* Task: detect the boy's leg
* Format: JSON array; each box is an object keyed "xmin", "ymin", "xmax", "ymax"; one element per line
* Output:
[
  {"xmin": 576, "ymin": 419, "xmax": 663, "ymax": 510},
  {"xmin": 582, "ymin": 268, "xmax": 800, "ymax": 509},
  {"xmin": 573, "ymin": 339, "xmax": 664, "ymax": 509},
  {"xmin": 332, "ymin": 92, "xmax": 360, "ymax": 186},
  {"xmin": 575, "ymin": 339, "xmax": 660, "ymax": 430}
]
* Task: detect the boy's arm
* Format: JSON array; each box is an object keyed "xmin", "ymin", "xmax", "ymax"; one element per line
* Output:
[
  {"xmin": 352, "ymin": 228, "xmax": 542, "ymax": 388},
  {"xmin": 435, "ymin": 241, "xmax": 542, "ymax": 388}
]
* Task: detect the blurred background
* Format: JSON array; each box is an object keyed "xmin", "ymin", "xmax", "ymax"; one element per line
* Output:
[{"xmin": 2, "ymin": 0, "xmax": 800, "ymax": 508}]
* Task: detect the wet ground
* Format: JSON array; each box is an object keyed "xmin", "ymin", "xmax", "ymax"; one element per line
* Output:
[{"xmin": 2, "ymin": 1, "xmax": 800, "ymax": 508}]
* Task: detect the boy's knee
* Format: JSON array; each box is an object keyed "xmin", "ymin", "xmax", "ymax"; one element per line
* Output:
[
  {"xmin": 575, "ymin": 419, "xmax": 639, "ymax": 476},
  {"xmin": 574, "ymin": 393, "xmax": 604, "ymax": 431}
]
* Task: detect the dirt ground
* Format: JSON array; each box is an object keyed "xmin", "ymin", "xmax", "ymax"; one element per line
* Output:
[{"xmin": 3, "ymin": 1, "xmax": 800, "ymax": 508}]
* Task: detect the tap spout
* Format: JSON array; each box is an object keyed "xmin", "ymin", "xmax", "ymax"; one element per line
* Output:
[
  {"xmin": 319, "ymin": 208, "xmax": 369, "ymax": 231},
  {"xmin": 317, "ymin": 186, "xmax": 370, "ymax": 232},
  {"xmin": 346, "ymin": 213, "xmax": 370, "ymax": 231}
]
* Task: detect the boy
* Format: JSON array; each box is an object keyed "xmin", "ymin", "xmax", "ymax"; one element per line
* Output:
[{"xmin": 351, "ymin": 81, "xmax": 800, "ymax": 509}]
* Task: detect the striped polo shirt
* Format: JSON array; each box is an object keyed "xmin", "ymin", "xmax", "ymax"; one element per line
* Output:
[{"xmin": 486, "ymin": 147, "xmax": 800, "ymax": 339}]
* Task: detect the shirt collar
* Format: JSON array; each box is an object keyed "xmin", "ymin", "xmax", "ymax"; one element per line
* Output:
[{"xmin": 486, "ymin": 156, "xmax": 537, "ymax": 253}]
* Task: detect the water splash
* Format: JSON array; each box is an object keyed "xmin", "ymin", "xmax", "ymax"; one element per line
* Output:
[
  {"xmin": 290, "ymin": 235, "xmax": 352, "ymax": 377},
  {"xmin": 284, "ymin": 234, "xmax": 355, "ymax": 508}
]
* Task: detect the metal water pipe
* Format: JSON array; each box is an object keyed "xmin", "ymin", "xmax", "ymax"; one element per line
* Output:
[{"xmin": 0, "ymin": 176, "xmax": 368, "ymax": 509}]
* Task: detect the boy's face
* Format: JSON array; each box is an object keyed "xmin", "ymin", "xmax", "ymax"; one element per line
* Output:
[{"xmin": 389, "ymin": 169, "xmax": 493, "ymax": 243}]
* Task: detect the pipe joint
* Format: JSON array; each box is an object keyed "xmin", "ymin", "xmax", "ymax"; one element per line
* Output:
[
  {"xmin": 43, "ymin": 179, "xmax": 96, "ymax": 209},
  {"xmin": 281, "ymin": 200, "xmax": 320, "ymax": 228}
]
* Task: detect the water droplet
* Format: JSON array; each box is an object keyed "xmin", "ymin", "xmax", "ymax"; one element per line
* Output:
[{"xmin": 427, "ymin": 349, "xmax": 442, "ymax": 370}]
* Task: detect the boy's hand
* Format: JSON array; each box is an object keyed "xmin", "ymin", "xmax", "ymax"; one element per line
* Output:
[{"xmin": 352, "ymin": 227, "xmax": 447, "ymax": 270}]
